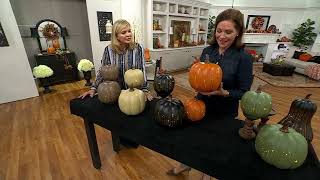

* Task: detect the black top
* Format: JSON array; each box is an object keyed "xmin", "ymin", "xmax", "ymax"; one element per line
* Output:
[
  {"xmin": 70, "ymin": 97, "xmax": 320, "ymax": 180},
  {"xmin": 197, "ymin": 44, "xmax": 253, "ymax": 117}
]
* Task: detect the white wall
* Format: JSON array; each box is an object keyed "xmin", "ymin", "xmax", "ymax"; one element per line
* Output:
[
  {"xmin": 0, "ymin": 0, "xmax": 38, "ymax": 104},
  {"xmin": 86, "ymin": 0, "xmax": 121, "ymax": 74}
]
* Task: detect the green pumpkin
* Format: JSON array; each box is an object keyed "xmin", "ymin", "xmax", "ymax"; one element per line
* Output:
[
  {"xmin": 241, "ymin": 86, "xmax": 272, "ymax": 120},
  {"xmin": 255, "ymin": 124, "xmax": 308, "ymax": 169}
]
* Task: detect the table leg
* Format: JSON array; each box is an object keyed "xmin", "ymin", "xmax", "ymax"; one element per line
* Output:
[
  {"xmin": 111, "ymin": 131, "xmax": 121, "ymax": 152},
  {"xmin": 84, "ymin": 118, "xmax": 101, "ymax": 169}
]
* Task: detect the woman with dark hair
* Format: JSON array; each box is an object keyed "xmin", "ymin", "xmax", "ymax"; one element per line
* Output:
[{"xmin": 167, "ymin": 8, "xmax": 253, "ymax": 180}]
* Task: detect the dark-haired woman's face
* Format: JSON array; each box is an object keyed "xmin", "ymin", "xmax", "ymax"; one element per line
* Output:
[
  {"xmin": 215, "ymin": 20, "xmax": 238, "ymax": 49},
  {"xmin": 117, "ymin": 26, "xmax": 132, "ymax": 44}
]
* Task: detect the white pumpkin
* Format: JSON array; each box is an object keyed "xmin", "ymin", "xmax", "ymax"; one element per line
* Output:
[
  {"xmin": 118, "ymin": 88, "xmax": 146, "ymax": 115},
  {"xmin": 124, "ymin": 69, "xmax": 144, "ymax": 88}
]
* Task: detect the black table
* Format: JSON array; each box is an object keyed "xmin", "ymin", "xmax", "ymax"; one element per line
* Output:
[{"xmin": 70, "ymin": 96, "xmax": 320, "ymax": 180}]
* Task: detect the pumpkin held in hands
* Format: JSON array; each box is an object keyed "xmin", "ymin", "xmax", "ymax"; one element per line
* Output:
[
  {"xmin": 118, "ymin": 88, "xmax": 146, "ymax": 115},
  {"xmin": 255, "ymin": 124, "xmax": 308, "ymax": 169},
  {"xmin": 124, "ymin": 69, "xmax": 144, "ymax": 88},
  {"xmin": 154, "ymin": 97, "xmax": 185, "ymax": 128},
  {"xmin": 101, "ymin": 65, "xmax": 119, "ymax": 81},
  {"xmin": 241, "ymin": 86, "xmax": 272, "ymax": 120},
  {"xmin": 97, "ymin": 81, "xmax": 121, "ymax": 104},
  {"xmin": 153, "ymin": 73, "xmax": 175, "ymax": 98},
  {"xmin": 189, "ymin": 61, "xmax": 222, "ymax": 92},
  {"xmin": 184, "ymin": 98, "xmax": 206, "ymax": 121},
  {"xmin": 278, "ymin": 94, "xmax": 317, "ymax": 142}
]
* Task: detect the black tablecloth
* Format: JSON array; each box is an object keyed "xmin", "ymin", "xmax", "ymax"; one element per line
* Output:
[{"xmin": 70, "ymin": 96, "xmax": 320, "ymax": 180}]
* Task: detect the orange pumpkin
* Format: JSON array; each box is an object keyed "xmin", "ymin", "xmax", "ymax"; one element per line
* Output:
[
  {"xmin": 189, "ymin": 61, "xmax": 222, "ymax": 92},
  {"xmin": 299, "ymin": 53, "xmax": 312, "ymax": 62},
  {"xmin": 47, "ymin": 47, "xmax": 56, "ymax": 54},
  {"xmin": 184, "ymin": 98, "xmax": 206, "ymax": 121}
]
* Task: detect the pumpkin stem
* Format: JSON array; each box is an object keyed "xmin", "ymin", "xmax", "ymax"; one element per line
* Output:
[
  {"xmin": 280, "ymin": 125, "xmax": 289, "ymax": 133},
  {"xmin": 256, "ymin": 85, "xmax": 262, "ymax": 93},
  {"xmin": 129, "ymin": 87, "xmax": 134, "ymax": 92},
  {"xmin": 305, "ymin": 94, "xmax": 312, "ymax": 99}
]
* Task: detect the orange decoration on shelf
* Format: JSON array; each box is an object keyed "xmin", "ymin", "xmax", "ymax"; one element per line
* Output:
[
  {"xmin": 184, "ymin": 98, "xmax": 206, "ymax": 121},
  {"xmin": 144, "ymin": 48, "xmax": 150, "ymax": 62},
  {"xmin": 189, "ymin": 59, "xmax": 222, "ymax": 92},
  {"xmin": 52, "ymin": 39, "xmax": 60, "ymax": 49},
  {"xmin": 299, "ymin": 53, "xmax": 312, "ymax": 62},
  {"xmin": 47, "ymin": 47, "xmax": 56, "ymax": 54}
]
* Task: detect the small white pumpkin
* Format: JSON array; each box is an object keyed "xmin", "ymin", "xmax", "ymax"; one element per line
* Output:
[
  {"xmin": 124, "ymin": 69, "xmax": 144, "ymax": 88},
  {"xmin": 118, "ymin": 88, "xmax": 146, "ymax": 115}
]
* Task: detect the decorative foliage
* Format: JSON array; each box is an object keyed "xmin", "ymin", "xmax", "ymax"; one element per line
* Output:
[
  {"xmin": 270, "ymin": 55, "xmax": 285, "ymax": 65},
  {"xmin": 118, "ymin": 88, "xmax": 146, "ymax": 115},
  {"xmin": 255, "ymin": 124, "xmax": 308, "ymax": 169},
  {"xmin": 207, "ymin": 15, "xmax": 216, "ymax": 40},
  {"xmin": 40, "ymin": 23, "xmax": 60, "ymax": 40},
  {"xmin": 77, "ymin": 59, "xmax": 94, "ymax": 72},
  {"xmin": 241, "ymin": 86, "xmax": 272, "ymax": 120},
  {"xmin": 32, "ymin": 65, "xmax": 54, "ymax": 78},
  {"xmin": 291, "ymin": 19, "xmax": 317, "ymax": 48},
  {"xmin": 97, "ymin": 81, "xmax": 121, "ymax": 104},
  {"xmin": 278, "ymin": 94, "xmax": 317, "ymax": 142}
]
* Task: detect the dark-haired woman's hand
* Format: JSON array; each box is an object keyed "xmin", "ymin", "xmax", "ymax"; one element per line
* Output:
[{"xmin": 198, "ymin": 83, "xmax": 229, "ymax": 97}]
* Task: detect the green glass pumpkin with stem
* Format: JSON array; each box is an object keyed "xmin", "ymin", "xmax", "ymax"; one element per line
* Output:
[
  {"xmin": 255, "ymin": 124, "xmax": 308, "ymax": 169},
  {"xmin": 241, "ymin": 86, "xmax": 272, "ymax": 120}
]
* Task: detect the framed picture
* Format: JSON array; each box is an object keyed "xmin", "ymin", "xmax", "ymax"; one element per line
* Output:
[
  {"xmin": 246, "ymin": 15, "xmax": 270, "ymax": 31},
  {"xmin": 97, "ymin": 11, "xmax": 113, "ymax": 41},
  {"xmin": 0, "ymin": 22, "xmax": 9, "ymax": 47}
]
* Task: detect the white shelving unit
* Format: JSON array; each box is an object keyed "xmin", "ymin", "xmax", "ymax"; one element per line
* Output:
[{"xmin": 145, "ymin": 0, "xmax": 211, "ymax": 72}]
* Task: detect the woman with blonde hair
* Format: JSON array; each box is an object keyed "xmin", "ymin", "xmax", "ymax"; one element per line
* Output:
[{"xmin": 79, "ymin": 19, "xmax": 153, "ymax": 148}]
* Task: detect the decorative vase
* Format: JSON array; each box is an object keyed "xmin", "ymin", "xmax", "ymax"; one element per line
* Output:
[
  {"xmin": 83, "ymin": 71, "xmax": 92, "ymax": 86},
  {"xmin": 39, "ymin": 77, "xmax": 53, "ymax": 94}
]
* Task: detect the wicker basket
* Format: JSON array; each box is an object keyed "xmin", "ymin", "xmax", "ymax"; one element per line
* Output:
[{"xmin": 263, "ymin": 63, "xmax": 296, "ymax": 76}]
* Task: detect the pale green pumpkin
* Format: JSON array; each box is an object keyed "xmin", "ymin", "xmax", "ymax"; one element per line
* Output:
[
  {"xmin": 255, "ymin": 124, "xmax": 308, "ymax": 169},
  {"xmin": 241, "ymin": 86, "xmax": 272, "ymax": 120},
  {"xmin": 118, "ymin": 88, "xmax": 146, "ymax": 115}
]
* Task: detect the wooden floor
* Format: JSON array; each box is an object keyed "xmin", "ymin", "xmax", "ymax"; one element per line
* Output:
[{"xmin": 0, "ymin": 78, "xmax": 319, "ymax": 180}]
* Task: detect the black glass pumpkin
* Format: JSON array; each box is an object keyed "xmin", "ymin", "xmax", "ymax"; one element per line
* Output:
[
  {"xmin": 278, "ymin": 94, "xmax": 317, "ymax": 142},
  {"xmin": 153, "ymin": 73, "xmax": 175, "ymax": 98},
  {"xmin": 154, "ymin": 96, "xmax": 185, "ymax": 128}
]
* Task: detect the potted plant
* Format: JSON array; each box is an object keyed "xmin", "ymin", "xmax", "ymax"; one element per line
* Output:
[
  {"xmin": 77, "ymin": 59, "xmax": 94, "ymax": 86},
  {"xmin": 33, "ymin": 65, "xmax": 54, "ymax": 93},
  {"xmin": 207, "ymin": 15, "xmax": 216, "ymax": 41},
  {"xmin": 291, "ymin": 19, "xmax": 317, "ymax": 58}
]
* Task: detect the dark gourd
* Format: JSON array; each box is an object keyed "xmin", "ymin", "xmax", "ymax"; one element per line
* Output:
[
  {"xmin": 153, "ymin": 73, "xmax": 175, "ymax": 98},
  {"xmin": 97, "ymin": 81, "xmax": 121, "ymax": 104},
  {"xmin": 154, "ymin": 97, "xmax": 185, "ymax": 128},
  {"xmin": 278, "ymin": 94, "xmax": 317, "ymax": 142},
  {"xmin": 101, "ymin": 65, "xmax": 119, "ymax": 81}
]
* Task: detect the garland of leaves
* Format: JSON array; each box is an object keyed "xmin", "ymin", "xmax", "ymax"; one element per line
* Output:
[{"xmin": 40, "ymin": 23, "xmax": 60, "ymax": 40}]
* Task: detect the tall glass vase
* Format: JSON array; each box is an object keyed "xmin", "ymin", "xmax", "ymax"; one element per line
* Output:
[{"xmin": 83, "ymin": 71, "xmax": 92, "ymax": 86}]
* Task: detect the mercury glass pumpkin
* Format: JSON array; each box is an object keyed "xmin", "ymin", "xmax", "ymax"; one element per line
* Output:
[
  {"xmin": 97, "ymin": 81, "xmax": 121, "ymax": 104},
  {"xmin": 255, "ymin": 124, "xmax": 308, "ymax": 169},
  {"xmin": 101, "ymin": 65, "xmax": 119, "ymax": 81},
  {"xmin": 241, "ymin": 86, "xmax": 272, "ymax": 120},
  {"xmin": 153, "ymin": 73, "xmax": 175, "ymax": 98},
  {"xmin": 154, "ymin": 97, "xmax": 185, "ymax": 128},
  {"xmin": 124, "ymin": 69, "xmax": 144, "ymax": 88},
  {"xmin": 118, "ymin": 88, "xmax": 146, "ymax": 115},
  {"xmin": 278, "ymin": 94, "xmax": 317, "ymax": 142}
]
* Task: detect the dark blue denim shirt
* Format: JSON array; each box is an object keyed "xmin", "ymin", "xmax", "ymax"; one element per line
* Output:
[{"xmin": 197, "ymin": 44, "xmax": 253, "ymax": 117}]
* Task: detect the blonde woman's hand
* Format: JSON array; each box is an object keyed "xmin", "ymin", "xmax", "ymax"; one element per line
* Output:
[
  {"xmin": 78, "ymin": 89, "xmax": 96, "ymax": 99},
  {"xmin": 144, "ymin": 91, "xmax": 153, "ymax": 101}
]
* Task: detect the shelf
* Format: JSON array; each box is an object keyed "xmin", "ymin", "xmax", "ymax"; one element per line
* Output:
[
  {"xmin": 198, "ymin": 31, "xmax": 206, "ymax": 34},
  {"xmin": 169, "ymin": 13, "xmax": 197, "ymax": 18},
  {"xmin": 150, "ymin": 45, "xmax": 207, "ymax": 52},
  {"xmin": 199, "ymin": 16, "xmax": 208, "ymax": 19},
  {"xmin": 153, "ymin": 11, "xmax": 167, "ymax": 16},
  {"xmin": 153, "ymin": 31, "xmax": 166, "ymax": 34}
]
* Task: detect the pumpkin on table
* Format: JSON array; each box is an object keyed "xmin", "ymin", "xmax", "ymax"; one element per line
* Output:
[
  {"xmin": 278, "ymin": 94, "xmax": 317, "ymax": 142},
  {"xmin": 124, "ymin": 69, "xmax": 144, "ymax": 88},
  {"xmin": 255, "ymin": 124, "xmax": 308, "ymax": 169},
  {"xmin": 184, "ymin": 98, "xmax": 206, "ymax": 122},
  {"xmin": 118, "ymin": 88, "xmax": 146, "ymax": 115},
  {"xmin": 153, "ymin": 73, "xmax": 175, "ymax": 98},
  {"xmin": 47, "ymin": 47, "xmax": 56, "ymax": 54},
  {"xmin": 154, "ymin": 96, "xmax": 185, "ymax": 128},
  {"xmin": 101, "ymin": 65, "xmax": 119, "ymax": 81},
  {"xmin": 97, "ymin": 81, "xmax": 121, "ymax": 104},
  {"xmin": 188, "ymin": 55, "xmax": 222, "ymax": 92},
  {"xmin": 239, "ymin": 86, "xmax": 272, "ymax": 139}
]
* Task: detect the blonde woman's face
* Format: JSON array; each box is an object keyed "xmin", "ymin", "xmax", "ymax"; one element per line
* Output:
[{"xmin": 117, "ymin": 26, "xmax": 132, "ymax": 44}]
